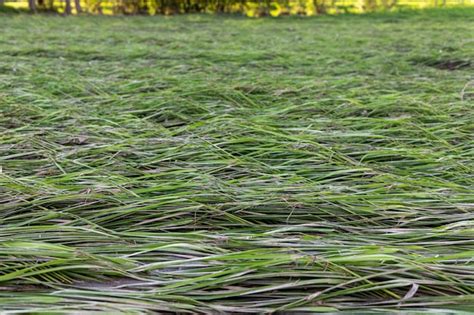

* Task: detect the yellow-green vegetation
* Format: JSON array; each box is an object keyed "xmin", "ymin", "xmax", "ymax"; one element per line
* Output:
[
  {"xmin": 0, "ymin": 8, "xmax": 473, "ymax": 313},
  {"xmin": 2, "ymin": 0, "xmax": 474, "ymax": 15}
]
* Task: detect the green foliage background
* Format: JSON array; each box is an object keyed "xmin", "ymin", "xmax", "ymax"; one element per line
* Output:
[{"xmin": 2, "ymin": 0, "xmax": 473, "ymax": 15}]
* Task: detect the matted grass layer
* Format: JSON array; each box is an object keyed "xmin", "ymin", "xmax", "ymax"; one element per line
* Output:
[{"xmin": 0, "ymin": 8, "xmax": 473, "ymax": 313}]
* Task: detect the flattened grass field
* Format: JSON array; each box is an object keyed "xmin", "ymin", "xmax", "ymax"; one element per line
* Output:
[{"xmin": 0, "ymin": 9, "xmax": 473, "ymax": 313}]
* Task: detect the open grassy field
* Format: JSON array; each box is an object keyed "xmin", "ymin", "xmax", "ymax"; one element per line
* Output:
[{"xmin": 0, "ymin": 8, "xmax": 473, "ymax": 313}]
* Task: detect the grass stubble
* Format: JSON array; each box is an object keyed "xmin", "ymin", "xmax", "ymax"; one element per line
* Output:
[{"xmin": 0, "ymin": 8, "xmax": 473, "ymax": 313}]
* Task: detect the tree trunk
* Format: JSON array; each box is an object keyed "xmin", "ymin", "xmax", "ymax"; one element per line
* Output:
[
  {"xmin": 28, "ymin": 0, "xmax": 37, "ymax": 12},
  {"xmin": 97, "ymin": 1, "xmax": 103, "ymax": 14},
  {"xmin": 65, "ymin": 0, "xmax": 72, "ymax": 14},
  {"xmin": 74, "ymin": 0, "xmax": 82, "ymax": 13}
]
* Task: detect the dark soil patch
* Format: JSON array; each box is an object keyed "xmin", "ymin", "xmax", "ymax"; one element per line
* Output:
[{"xmin": 411, "ymin": 57, "xmax": 472, "ymax": 70}]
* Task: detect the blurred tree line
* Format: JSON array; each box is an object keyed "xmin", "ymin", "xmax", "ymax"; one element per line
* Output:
[{"xmin": 0, "ymin": 0, "xmax": 461, "ymax": 15}]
